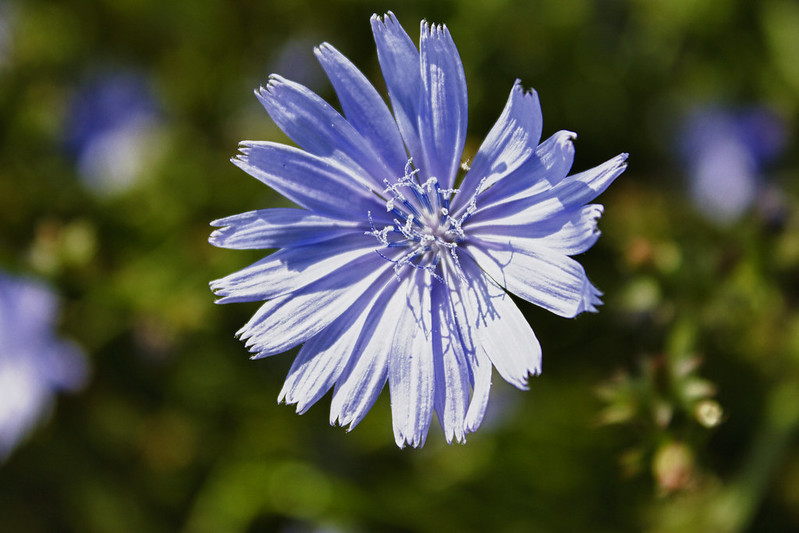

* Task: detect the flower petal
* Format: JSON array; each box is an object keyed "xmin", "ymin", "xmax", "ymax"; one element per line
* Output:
[
  {"xmin": 370, "ymin": 12, "xmax": 424, "ymax": 169},
  {"xmin": 464, "ymin": 347, "xmax": 492, "ymax": 434},
  {"xmin": 418, "ymin": 21, "xmax": 468, "ymax": 190},
  {"xmin": 452, "ymin": 80, "xmax": 543, "ymax": 214},
  {"xmin": 549, "ymin": 152, "xmax": 628, "ymax": 210},
  {"xmin": 470, "ymin": 204, "xmax": 605, "ymax": 256},
  {"xmin": 469, "ymin": 130, "xmax": 576, "ymax": 220},
  {"xmin": 432, "ymin": 282, "xmax": 470, "ymax": 443},
  {"xmin": 450, "ymin": 260, "xmax": 542, "ymax": 390},
  {"xmin": 237, "ymin": 254, "xmax": 393, "ymax": 358},
  {"xmin": 388, "ymin": 270, "xmax": 436, "ymax": 448},
  {"xmin": 466, "ymin": 241, "xmax": 602, "ymax": 318},
  {"xmin": 255, "ymin": 76, "xmax": 392, "ymax": 190},
  {"xmin": 314, "ymin": 43, "xmax": 409, "ymax": 175},
  {"xmin": 210, "ymin": 234, "xmax": 376, "ymax": 303},
  {"xmin": 330, "ymin": 276, "xmax": 412, "ymax": 430},
  {"xmin": 473, "ymin": 152, "xmax": 627, "ymax": 228},
  {"xmin": 232, "ymin": 141, "xmax": 381, "ymax": 219},
  {"xmin": 209, "ymin": 208, "xmax": 362, "ymax": 250},
  {"xmin": 278, "ymin": 284, "xmax": 386, "ymax": 414}
]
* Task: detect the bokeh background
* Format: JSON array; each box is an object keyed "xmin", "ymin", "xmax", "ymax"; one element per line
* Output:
[{"xmin": 2, "ymin": 0, "xmax": 798, "ymax": 531}]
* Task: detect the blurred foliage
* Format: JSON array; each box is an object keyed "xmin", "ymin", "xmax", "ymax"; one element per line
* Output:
[{"xmin": 1, "ymin": 0, "xmax": 798, "ymax": 532}]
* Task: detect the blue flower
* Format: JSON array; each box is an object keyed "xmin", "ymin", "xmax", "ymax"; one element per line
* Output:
[
  {"xmin": 677, "ymin": 106, "xmax": 786, "ymax": 224},
  {"xmin": 0, "ymin": 273, "xmax": 87, "ymax": 461},
  {"xmin": 211, "ymin": 12, "xmax": 626, "ymax": 447},
  {"xmin": 64, "ymin": 70, "xmax": 162, "ymax": 195}
]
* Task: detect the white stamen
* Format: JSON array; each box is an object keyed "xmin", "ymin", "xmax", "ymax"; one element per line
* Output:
[{"xmin": 366, "ymin": 161, "xmax": 489, "ymax": 286}]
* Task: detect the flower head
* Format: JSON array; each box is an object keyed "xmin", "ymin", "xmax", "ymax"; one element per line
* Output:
[
  {"xmin": 64, "ymin": 70, "xmax": 162, "ymax": 195},
  {"xmin": 677, "ymin": 106, "xmax": 786, "ymax": 224},
  {"xmin": 0, "ymin": 273, "xmax": 87, "ymax": 461},
  {"xmin": 211, "ymin": 12, "xmax": 626, "ymax": 447}
]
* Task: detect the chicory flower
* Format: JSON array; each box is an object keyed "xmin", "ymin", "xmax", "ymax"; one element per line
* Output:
[{"xmin": 211, "ymin": 12, "xmax": 626, "ymax": 447}]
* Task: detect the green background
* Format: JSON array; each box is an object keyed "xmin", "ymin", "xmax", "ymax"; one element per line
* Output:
[{"xmin": 1, "ymin": 0, "xmax": 798, "ymax": 531}]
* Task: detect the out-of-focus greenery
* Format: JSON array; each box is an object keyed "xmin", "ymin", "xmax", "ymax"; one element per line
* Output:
[{"xmin": 1, "ymin": 0, "xmax": 798, "ymax": 532}]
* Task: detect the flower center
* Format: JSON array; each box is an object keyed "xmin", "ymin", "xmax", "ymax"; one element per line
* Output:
[{"xmin": 366, "ymin": 159, "xmax": 484, "ymax": 282}]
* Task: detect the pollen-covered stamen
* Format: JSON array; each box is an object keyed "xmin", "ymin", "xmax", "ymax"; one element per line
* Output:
[
  {"xmin": 444, "ymin": 213, "xmax": 466, "ymax": 242},
  {"xmin": 365, "ymin": 210, "xmax": 407, "ymax": 247},
  {"xmin": 383, "ymin": 179, "xmax": 424, "ymax": 225},
  {"xmin": 457, "ymin": 176, "xmax": 489, "ymax": 226},
  {"xmin": 367, "ymin": 159, "xmax": 481, "ymax": 282},
  {"xmin": 437, "ymin": 184, "xmax": 456, "ymax": 224},
  {"xmin": 397, "ymin": 215, "xmax": 416, "ymax": 240}
]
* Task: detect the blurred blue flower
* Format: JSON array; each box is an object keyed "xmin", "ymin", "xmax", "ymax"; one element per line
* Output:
[
  {"xmin": 64, "ymin": 71, "xmax": 162, "ymax": 195},
  {"xmin": 0, "ymin": 5, "xmax": 11, "ymax": 69},
  {"xmin": 0, "ymin": 273, "xmax": 88, "ymax": 461},
  {"xmin": 677, "ymin": 106, "xmax": 786, "ymax": 224},
  {"xmin": 211, "ymin": 12, "xmax": 626, "ymax": 447}
]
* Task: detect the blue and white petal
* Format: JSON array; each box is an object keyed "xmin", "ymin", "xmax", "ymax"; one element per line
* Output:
[
  {"xmin": 467, "ymin": 130, "xmax": 577, "ymax": 221},
  {"xmin": 330, "ymin": 276, "xmax": 411, "ymax": 430},
  {"xmin": 210, "ymin": 208, "xmax": 361, "ymax": 250},
  {"xmin": 473, "ymin": 152, "xmax": 627, "ymax": 227},
  {"xmin": 231, "ymin": 142, "xmax": 383, "ymax": 220},
  {"xmin": 466, "ymin": 242, "xmax": 602, "ymax": 319},
  {"xmin": 255, "ymin": 76, "xmax": 392, "ymax": 191},
  {"xmin": 470, "ymin": 204, "xmax": 605, "ymax": 256},
  {"xmin": 315, "ymin": 43, "xmax": 409, "ymax": 175},
  {"xmin": 418, "ymin": 21, "xmax": 468, "ymax": 190},
  {"xmin": 452, "ymin": 80, "xmax": 543, "ymax": 214},
  {"xmin": 388, "ymin": 270, "xmax": 436, "ymax": 448},
  {"xmin": 278, "ymin": 284, "xmax": 390, "ymax": 415},
  {"xmin": 431, "ymin": 287, "xmax": 471, "ymax": 443},
  {"xmin": 451, "ymin": 260, "xmax": 542, "ymax": 389},
  {"xmin": 210, "ymin": 234, "xmax": 377, "ymax": 303},
  {"xmin": 238, "ymin": 255, "xmax": 395, "ymax": 358},
  {"xmin": 370, "ymin": 12, "xmax": 425, "ymax": 168}
]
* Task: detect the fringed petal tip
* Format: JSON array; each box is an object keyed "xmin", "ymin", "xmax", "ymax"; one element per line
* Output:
[
  {"xmin": 253, "ymin": 85, "xmax": 270, "ymax": 107},
  {"xmin": 590, "ymin": 204, "xmax": 605, "ymax": 219},
  {"xmin": 313, "ymin": 42, "xmax": 334, "ymax": 57},
  {"xmin": 561, "ymin": 130, "xmax": 578, "ymax": 144},
  {"xmin": 209, "ymin": 277, "xmax": 246, "ymax": 305},
  {"xmin": 464, "ymin": 408, "xmax": 488, "ymax": 435},
  {"xmin": 605, "ymin": 152, "xmax": 629, "ymax": 177},
  {"xmin": 209, "ymin": 216, "xmax": 231, "ymax": 228},
  {"xmin": 578, "ymin": 204, "xmax": 606, "ymax": 247},
  {"xmin": 328, "ymin": 413, "xmax": 358, "ymax": 433},
  {"xmin": 579, "ymin": 282, "xmax": 604, "ymax": 314},
  {"xmin": 248, "ymin": 348, "xmax": 271, "ymax": 361},
  {"xmin": 252, "ymin": 77, "xmax": 288, "ymax": 112},
  {"xmin": 394, "ymin": 432, "xmax": 427, "ymax": 449},
  {"xmin": 447, "ymin": 433, "xmax": 467, "ymax": 445},
  {"xmin": 370, "ymin": 11, "xmax": 399, "ymax": 26},
  {"xmin": 208, "ymin": 223, "xmax": 235, "ymax": 248},
  {"xmin": 231, "ymin": 142, "xmax": 253, "ymax": 159},
  {"xmin": 439, "ymin": 415, "xmax": 468, "ymax": 444},
  {"xmin": 511, "ymin": 78, "xmax": 541, "ymax": 99},
  {"xmin": 255, "ymin": 75, "xmax": 286, "ymax": 97},
  {"xmin": 420, "ymin": 19, "xmax": 452, "ymax": 39},
  {"xmin": 277, "ymin": 390, "xmax": 314, "ymax": 415},
  {"xmin": 208, "ymin": 280, "xmax": 226, "ymax": 301},
  {"xmin": 507, "ymin": 366, "xmax": 542, "ymax": 392}
]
